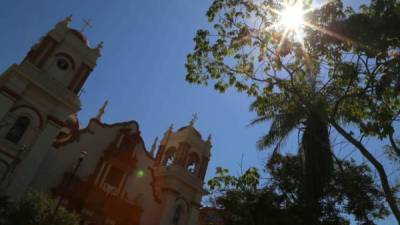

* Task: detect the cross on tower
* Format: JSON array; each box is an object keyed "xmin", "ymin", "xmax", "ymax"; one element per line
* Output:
[{"xmin": 79, "ymin": 19, "xmax": 92, "ymax": 33}]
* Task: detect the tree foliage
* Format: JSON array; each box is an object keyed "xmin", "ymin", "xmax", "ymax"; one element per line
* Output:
[
  {"xmin": 207, "ymin": 154, "xmax": 389, "ymax": 225},
  {"xmin": 0, "ymin": 192, "xmax": 80, "ymax": 225},
  {"xmin": 185, "ymin": 0, "xmax": 400, "ymax": 222}
]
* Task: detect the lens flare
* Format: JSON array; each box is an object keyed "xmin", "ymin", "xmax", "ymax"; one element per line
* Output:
[{"xmin": 280, "ymin": 2, "xmax": 305, "ymax": 31}]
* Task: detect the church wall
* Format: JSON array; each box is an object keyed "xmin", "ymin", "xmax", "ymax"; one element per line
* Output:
[
  {"xmin": 151, "ymin": 166, "xmax": 204, "ymax": 225},
  {"xmin": 41, "ymin": 45, "xmax": 83, "ymax": 86},
  {"xmin": 189, "ymin": 206, "xmax": 200, "ymax": 225},
  {"xmin": 0, "ymin": 68, "xmax": 27, "ymax": 120},
  {"xmin": 0, "ymin": 63, "xmax": 80, "ymax": 123},
  {"xmin": 75, "ymin": 121, "xmax": 125, "ymax": 178},
  {"xmin": 122, "ymin": 142, "xmax": 162, "ymax": 225},
  {"xmin": 31, "ymin": 120, "xmax": 123, "ymax": 192},
  {"xmin": 0, "ymin": 94, "xmax": 15, "ymax": 124},
  {"xmin": 157, "ymin": 192, "xmax": 193, "ymax": 225},
  {"xmin": 5, "ymin": 122, "xmax": 60, "ymax": 198}
]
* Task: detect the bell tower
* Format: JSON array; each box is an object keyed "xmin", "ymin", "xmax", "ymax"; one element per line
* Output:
[
  {"xmin": 153, "ymin": 118, "xmax": 211, "ymax": 225},
  {"xmin": 0, "ymin": 16, "xmax": 102, "ymax": 198}
]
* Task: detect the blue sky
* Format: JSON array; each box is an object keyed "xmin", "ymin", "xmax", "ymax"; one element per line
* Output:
[
  {"xmin": 0, "ymin": 0, "xmax": 396, "ymax": 224},
  {"xmin": 0, "ymin": 0, "xmax": 270, "ymax": 180}
]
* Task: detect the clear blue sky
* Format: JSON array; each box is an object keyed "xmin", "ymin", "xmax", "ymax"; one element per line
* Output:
[{"xmin": 0, "ymin": 0, "xmax": 395, "ymax": 224}]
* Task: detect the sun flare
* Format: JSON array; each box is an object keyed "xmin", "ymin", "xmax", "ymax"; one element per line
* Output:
[
  {"xmin": 280, "ymin": 2, "xmax": 305, "ymax": 31},
  {"xmin": 264, "ymin": 0, "xmax": 345, "ymax": 47}
]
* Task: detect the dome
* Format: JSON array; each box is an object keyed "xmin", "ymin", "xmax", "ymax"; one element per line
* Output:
[
  {"xmin": 69, "ymin": 29, "xmax": 90, "ymax": 46},
  {"xmin": 177, "ymin": 125, "xmax": 202, "ymax": 139}
]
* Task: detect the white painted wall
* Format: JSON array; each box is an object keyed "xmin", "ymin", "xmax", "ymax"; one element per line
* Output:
[{"xmin": 5, "ymin": 122, "xmax": 60, "ymax": 198}]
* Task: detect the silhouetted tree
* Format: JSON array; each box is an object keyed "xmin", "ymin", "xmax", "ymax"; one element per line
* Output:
[
  {"xmin": 0, "ymin": 192, "xmax": 80, "ymax": 225},
  {"xmin": 207, "ymin": 154, "xmax": 389, "ymax": 225},
  {"xmin": 185, "ymin": 0, "xmax": 400, "ymax": 222}
]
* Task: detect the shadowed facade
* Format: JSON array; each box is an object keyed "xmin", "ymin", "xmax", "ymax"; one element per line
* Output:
[{"xmin": 0, "ymin": 16, "xmax": 211, "ymax": 225}]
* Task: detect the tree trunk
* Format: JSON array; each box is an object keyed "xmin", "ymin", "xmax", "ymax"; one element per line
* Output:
[{"xmin": 330, "ymin": 120, "xmax": 400, "ymax": 224}]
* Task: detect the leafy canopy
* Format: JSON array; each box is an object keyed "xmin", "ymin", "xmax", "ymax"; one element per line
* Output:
[
  {"xmin": 207, "ymin": 154, "xmax": 389, "ymax": 225},
  {"xmin": 0, "ymin": 192, "xmax": 80, "ymax": 225},
  {"xmin": 186, "ymin": 0, "xmax": 400, "ymax": 139}
]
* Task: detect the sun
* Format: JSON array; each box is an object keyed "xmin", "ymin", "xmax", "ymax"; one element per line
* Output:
[
  {"xmin": 280, "ymin": 2, "xmax": 305, "ymax": 31},
  {"xmin": 264, "ymin": 1, "xmax": 308, "ymax": 43},
  {"xmin": 264, "ymin": 0, "xmax": 345, "ymax": 46}
]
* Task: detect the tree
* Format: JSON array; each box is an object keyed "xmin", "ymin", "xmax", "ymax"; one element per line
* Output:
[
  {"xmin": 207, "ymin": 154, "xmax": 389, "ymax": 225},
  {"xmin": 185, "ymin": 0, "xmax": 400, "ymax": 222},
  {"xmin": 250, "ymin": 96, "xmax": 333, "ymax": 224},
  {"xmin": 0, "ymin": 192, "xmax": 80, "ymax": 225}
]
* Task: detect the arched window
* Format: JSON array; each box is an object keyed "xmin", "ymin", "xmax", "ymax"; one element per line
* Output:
[
  {"xmin": 5, "ymin": 116, "xmax": 30, "ymax": 144},
  {"xmin": 163, "ymin": 148, "xmax": 176, "ymax": 167},
  {"xmin": 172, "ymin": 204, "xmax": 182, "ymax": 225},
  {"xmin": 186, "ymin": 153, "xmax": 199, "ymax": 174}
]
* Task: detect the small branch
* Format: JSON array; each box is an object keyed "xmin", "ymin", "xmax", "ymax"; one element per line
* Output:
[
  {"xmin": 330, "ymin": 120, "xmax": 400, "ymax": 224},
  {"xmin": 389, "ymin": 131, "xmax": 400, "ymax": 157}
]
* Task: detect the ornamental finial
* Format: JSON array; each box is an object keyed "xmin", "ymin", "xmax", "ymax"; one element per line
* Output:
[
  {"xmin": 95, "ymin": 100, "xmax": 108, "ymax": 121},
  {"xmin": 96, "ymin": 41, "xmax": 104, "ymax": 50},
  {"xmin": 189, "ymin": 113, "xmax": 198, "ymax": 126},
  {"xmin": 66, "ymin": 14, "xmax": 73, "ymax": 23},
  {"xmin": 150, "ymin": 137, "xmax": 159, "ymax": 157}
]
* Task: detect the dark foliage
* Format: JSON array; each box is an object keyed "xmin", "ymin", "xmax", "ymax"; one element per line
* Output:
[{"xmin": 208, "ymin": 154, "xmax": 388, "ymax": 225}]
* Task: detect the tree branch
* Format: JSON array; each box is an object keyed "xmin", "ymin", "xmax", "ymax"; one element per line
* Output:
[
  {"xmin": 389, "ymin": 131, "xmax": 400, "ymax": 158},
  {"xmin": 330, "ymin": 120, "xmax": 400, "ymax": 224}
]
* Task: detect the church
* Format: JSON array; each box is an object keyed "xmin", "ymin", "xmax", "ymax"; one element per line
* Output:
[{"xmin": 0, "ymin": 16, "xmax": 212, "ymax": 225}]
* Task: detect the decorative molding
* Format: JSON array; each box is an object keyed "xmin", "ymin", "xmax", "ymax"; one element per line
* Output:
[
  {"xmin": 37, "ymin": 37, "xmax": 58, "ymax": 68},
  {"xmin": 47, "ymin": 115, "xmax": 66, "ymax": 128},
  {"xmin": 53, "ymin": 126, "xmax": 94, "ymax": 148},
  {"xmin": 17, "ymin": 63, "xmax": 81, "ymax": 107},
  {"xmin": 148, "ymin": 166, "xmax": 162, "ymax": 204},
  {"xmin": 155, "ymin": 145, "xmax": 165, "ymax": 166},
  {"xmin": 10, "ymin": 104, "xmax": 44, "ymax": 129},
  {"xmin": 0, "ymin": 86, "xmax": 20, "ymax": 101},
  {"xmin": 24, "ymin": 36, "xmax": 51, "ymax": 65},
  {"xmin": 199, "ymin": 156, "xmax": 210, "ymax": 180},
  {"xmin": 68, "ymin": 63, "xmax": 90, "ymax": 92},
  {"xmin": 162, "ymin": 187, "xmax": 180, "ymax": 196},
  {"xmin": 53, "ymin": 119, "xmax": 140, "ymax": 148},
  {"xmin": 177, "ymin": 142, "xmax": 191, "ymax": 167},
  {"xmin": 0, "ymin": 147, "xmax": 18, "ymax": 160}
]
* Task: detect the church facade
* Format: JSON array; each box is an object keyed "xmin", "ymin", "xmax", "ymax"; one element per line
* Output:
[{"xmin": 0, "ymin": 16, "xmax": 211, "ymax": 225}]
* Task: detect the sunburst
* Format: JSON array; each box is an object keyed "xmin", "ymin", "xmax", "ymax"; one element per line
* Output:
[
  {"xmin": 280, "ymin": 1, "xmax": 305, "ymax": 33},
  {"xmin": 265, "ymin": 0, "xmax": 343, "ymax": 45}
]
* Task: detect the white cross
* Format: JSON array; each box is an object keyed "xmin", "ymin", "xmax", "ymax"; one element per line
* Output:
[{"xmin": 80, "ymin": 19, "xmax": 93, "ymax": 33}]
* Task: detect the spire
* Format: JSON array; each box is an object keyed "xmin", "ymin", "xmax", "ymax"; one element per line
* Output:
[
  {"xmin": 96, "ymin": 41, "xmax": 104, "ymax": 50},
  {"xmin": 160, "ymin": 124, "xmax": 174, "ymax": 145},
  {"xmin": 189, "ymin": 113, "xmax": 198, "ymax": 127},
  {"xmin": 207, "ymin": 133, "xmax": 212, "ymax": 143},
  {"xmin": 66, "ymin": 14, "xmax": 73, "ymax": 23},
  {"xmin": 93, "ymin": 41, "xmax": 104, "ymax": 56},
  {"xmin": 168, "ymin": 124, "xmax": 174, "ymax": 132},
  {"xmin": 95, "ymin": 100, "xmax": 108, "ymax": 121},
  {"xmin": 56, "ymin": 15, "xmax": 73, "ymax": 28},
  {"xmin": 150, "ymin": 137, "xmax": 159, "ymax": 157}
]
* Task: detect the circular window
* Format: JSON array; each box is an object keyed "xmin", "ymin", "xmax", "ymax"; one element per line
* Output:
[{"xmin": 56, "ymin": 58, "xmax": 69, "ymax": 71}]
